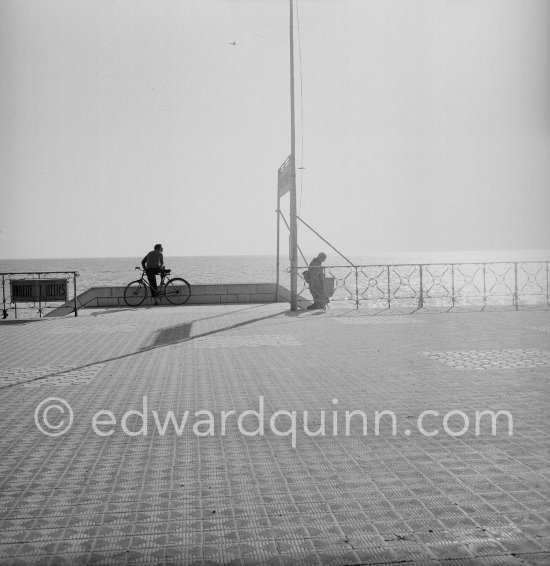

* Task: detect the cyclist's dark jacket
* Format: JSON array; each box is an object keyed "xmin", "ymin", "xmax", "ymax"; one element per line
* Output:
[{"xmin": 142, "ymin": 250, "xmax": 164, "ymax": 269}]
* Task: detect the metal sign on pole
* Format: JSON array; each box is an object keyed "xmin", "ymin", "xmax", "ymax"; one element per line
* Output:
[
  {"xmin": 276, "ymin": 155, "xmax": 292, "ymax": 303},
  {"xmin": 10, "ymin": 279, "xmax": 68, "ymax": 303},
  {"xmin": 278, "ymin": 156, "xmax": 292, "ymax": 198}
]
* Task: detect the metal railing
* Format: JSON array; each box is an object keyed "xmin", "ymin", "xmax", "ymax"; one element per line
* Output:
[
  {"xmin": 1, "ymin": 271, "xmax": 79, "ymax": 319},
  {"xmin": 294, "ymin": 261, "xmax": 550, "ymax": 310}
]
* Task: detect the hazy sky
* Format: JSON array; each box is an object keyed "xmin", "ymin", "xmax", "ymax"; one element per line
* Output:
[{"xmin": 1, "ymin": 0, "xmax": 549, "ymax": 259}]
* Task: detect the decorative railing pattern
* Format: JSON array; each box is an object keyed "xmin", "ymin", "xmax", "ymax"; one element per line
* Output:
[{"xmin": 295, "ymin": 261, "xmax": 550, "ymax": 310}]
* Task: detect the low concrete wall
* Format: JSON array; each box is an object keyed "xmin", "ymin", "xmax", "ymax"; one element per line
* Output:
[{"xmin": 48, "ymin": 283, "xmax": 281, "ymax": 315}]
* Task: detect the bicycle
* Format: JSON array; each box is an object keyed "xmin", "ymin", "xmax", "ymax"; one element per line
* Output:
[{"xmin": 124, "ymin": 268, "xmax": 191, "ymax": 307}]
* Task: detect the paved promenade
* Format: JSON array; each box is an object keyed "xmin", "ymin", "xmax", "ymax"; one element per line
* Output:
[{"xmin": 0, "ymin": 303, "xmax": 549, "ymax": 565}]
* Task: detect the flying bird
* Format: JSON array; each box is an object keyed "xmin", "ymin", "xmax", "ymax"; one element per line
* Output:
[{"xmin": 229, "ymin": 41, "xmax": 237, "ymax": 46}]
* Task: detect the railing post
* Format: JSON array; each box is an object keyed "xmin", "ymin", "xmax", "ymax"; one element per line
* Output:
[
  {"xmin": 38, "ymin": 274, "xmax": 42, "ymax": 318},
  {"xmin": 514, "ymin": 262, "xmax": 519, "ymax": 310},
  {"xmin": 1, "ymin": 275, "xmax": 7, "ymax": 319},
  {"xmin": 387, "ymin": 266, "xmax": 391, "ymax": 309},
  {"xmin": 73, "ymin": 272, "xmax": 78, "ymax": 317},
  {"xmin": 451, "ymin": 265, "xmax": 455, "ymax": 308},
  {"xmin": 483, "ymin": 264, "xmax": 486, "ymax": 309},
  {"xmin": 418, "ymin": 265, "xmax": 423, "ymax": 309},
  {"xmin": 355, "ymin": 267, "xmax": 359, "ymax": 310}
]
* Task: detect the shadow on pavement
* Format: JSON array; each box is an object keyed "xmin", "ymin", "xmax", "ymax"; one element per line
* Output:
[
  {"xmin": 0, "ymin": 319, "xmax": 43, "ymax": 326},
  {"xmin": 89, "ymin": 308, "xmax": 139, "ymax": 317},
  {"xmin": 142, "ymin": 304, "xmax": 273, "ymax": 348},
  {"xmin": 1, "ymin": 307, "xmax": 292, "ymax": 388},
  {"xmin": 142, "ymin": 308, "xmax": 288, "ymax": 349},
  {"xmin": 146, "ymin": 322, "xmax": 193, "ymax": 348}
]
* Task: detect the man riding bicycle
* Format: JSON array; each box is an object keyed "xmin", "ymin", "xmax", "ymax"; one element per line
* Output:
[{"xmin": 141, "ymin": 244, "xmax": 168, "ymax": 298}]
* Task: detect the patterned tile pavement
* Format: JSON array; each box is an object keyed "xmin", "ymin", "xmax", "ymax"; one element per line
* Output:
[
  {"xmin": 422, "ymin": 349, "xmax": 550, "ymax": 370},
  {"xmin": 0, "ymin": 304, "xmax": 549, "ymax": 565},
  {"xmin": 193, "ymin": 335, "xmax": 303, "ymax": 349},
  {"xmin": 0, "ymin": 365, "xmax": 105, "ymax": 388},
  {"xmin": 525, "ymin": 325, "xmax": 550, "ymax": 333},
  {"xmin": 333, "ymin": 318, "xmax": 425, "ymax": 326}
]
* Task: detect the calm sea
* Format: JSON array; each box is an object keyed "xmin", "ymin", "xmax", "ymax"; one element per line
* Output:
[{"xmin": 0, "ymin": 251, "xmax": 548, "ymax": 295}]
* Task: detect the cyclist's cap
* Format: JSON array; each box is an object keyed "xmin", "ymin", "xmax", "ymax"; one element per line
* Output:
[{"xmin": 154, "ymin": 244, "xmax": 163, "ymax": 250}]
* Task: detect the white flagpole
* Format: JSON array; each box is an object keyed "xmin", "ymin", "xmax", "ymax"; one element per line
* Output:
[
  {"xmin": 289, "ymin": 0, "xmax": 298, "ymax": 310},
  {"xmin": 276, "ymin": 195, "xmax": 280, "ymax": 302}
]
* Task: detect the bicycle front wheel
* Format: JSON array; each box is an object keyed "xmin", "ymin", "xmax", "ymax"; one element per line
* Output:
[
  {"xmin": 164, "ymin": 278, "xmax": 191, "ymax": 305},
  {"xmin": 124, "ymin": 280, "xmax": 147, "ymax": 307}
]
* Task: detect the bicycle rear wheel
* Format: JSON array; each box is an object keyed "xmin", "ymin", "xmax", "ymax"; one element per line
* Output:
[
  {"xmin": 164, "ymin": 278, "xmax": 191, "ymax": 305},
  {"xmin": 124, "ymin": 280, "xmax": 147, "ymax": 307}
]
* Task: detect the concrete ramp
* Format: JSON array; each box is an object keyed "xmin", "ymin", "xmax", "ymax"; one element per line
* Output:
[{"xmin": 47, "ymin": 283, "xmax": 286, "ymax": 316}]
